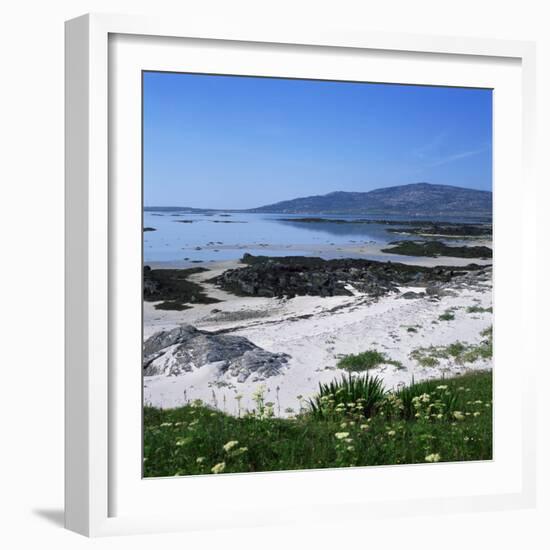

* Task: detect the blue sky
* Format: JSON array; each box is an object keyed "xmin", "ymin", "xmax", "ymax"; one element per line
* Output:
[{"xmin": 143, "ymin": 72, "xmax": 492, "ymax": 208}]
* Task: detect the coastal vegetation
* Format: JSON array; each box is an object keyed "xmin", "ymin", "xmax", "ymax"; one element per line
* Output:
[
  {"xmin": 467, "ymin": 305, "xmax": 493, "ymax": 314},
  {"xmin": 143, "ymin": 370, "xmax": 492, "ymax": 477},
  {"xmin": 337, "ymin": 350, "xmax": 404, "ymax": 372},
  {"xmin": 410, "ymin": 327, "xmax": 492, "ymax": 367},
  {"xmin": 438, "ymin": 310, "xmax": 456, "ymax": 321}
]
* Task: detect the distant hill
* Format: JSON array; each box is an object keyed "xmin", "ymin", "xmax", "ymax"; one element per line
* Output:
[
  {"xmin": 249, "ymin": 183, "xmax": 492, "ymax": 217},
  {"xmin": 144, "ymin": 206, "xmax": 208, "ymax": 213}
]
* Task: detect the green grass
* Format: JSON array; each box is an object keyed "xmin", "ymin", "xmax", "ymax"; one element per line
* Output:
[
  {"xmin": 438, "ymin": 310, "xmax": 455, "ymax": 321},
  {"xmin": 337, "ymin": 350, "xmax": 403, "ymax": 372},
  {"xmin": 410, "ymin": 326, "xmax": 492, "ymax": 367},
  {"xmin": 396, "ymin": 378, "xmax": 458, "ymax": 420},
  {"xmin": 143, "ymin": 371, "xmax": 493, "ymax": 477},
  {"xmin": 308, "ymin": 373, "xmax": 387, "ymax": 419},
  {"xmin": 411, "ymin": 354, "xmax": 439, "ymax": 368},
  {"xmin": 466, "ymin": 305, "xmax": 493, "ymax": 314}
]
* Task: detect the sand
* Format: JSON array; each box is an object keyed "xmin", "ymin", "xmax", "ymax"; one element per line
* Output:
[{"xmin": 143, "ymin": 255, "xmax": 493, "ymax": 417}]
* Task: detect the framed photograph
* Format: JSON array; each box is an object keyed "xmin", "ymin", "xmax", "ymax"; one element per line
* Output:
[{"xmin": 65, "ymin": 13, "xmax": 537, "ymax": 536}]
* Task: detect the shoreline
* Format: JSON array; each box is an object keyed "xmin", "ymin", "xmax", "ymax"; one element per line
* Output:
[
  {"xmin": 143, "ymin": 255, "xmax": 493, "ymax": 417},
  {"xmin": 145, "ymin": 240, "xmax": 493, "ymax": 270}
]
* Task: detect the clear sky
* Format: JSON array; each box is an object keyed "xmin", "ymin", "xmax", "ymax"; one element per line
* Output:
[{"xmin": 143, "ymin": 71, "xmax": 492, "ymax": 208}]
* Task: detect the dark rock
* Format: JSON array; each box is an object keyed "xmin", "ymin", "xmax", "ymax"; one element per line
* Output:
[
  {"xmin": 381, "ymin": 240, "xmax": 492, "ymax": 259},
  {"xmin": 143, "ymin": 266, "xmax": 220, "ymax": 310},
  {"xmin": 209, "ymin": 254, "xmax": 485, "ymax": 300},
  {"xmin": 387, "ymin": 223, "xmax": 492, "ymax": 237}
]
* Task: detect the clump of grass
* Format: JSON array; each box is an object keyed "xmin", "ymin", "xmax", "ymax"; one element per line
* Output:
[
  {"xmin": 337, "ymin": 349, "xmax": 402, "ymax": 372},
  {"xmin": 446, "ymin": 342, "xmax": 468, "ymax": 357},
  {"xmin": 396, "ymin": 378, "xmax": 458, "ymax": 420},
  {"xmin": 438, "ymin": 310, "xmax": 455, "ymax": 321},
  {"xmin": 462, "ymin": 339, "xmax": 492, "ymax": 362},
  {"xmin": 466, "ymin": 305, "xmax": 493, "ymax": 314},
  {"xmin": 410, "ymin": 353, "xmax": 440, "ymax": 367},
  {"xmin": 308, "ymin": 373, "xmax": 387, "ymax": 419}
]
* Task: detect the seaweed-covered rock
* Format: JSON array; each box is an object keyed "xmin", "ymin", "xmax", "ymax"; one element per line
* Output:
[
  {"xmin": 381, "ymin": 240, "xmax": 492, "ymax": 259},
  {"xmin": 209, "ymin": 254, "xmax": 484, "ymax": 299},
  {"xmin": 387, "ymin": 223, "xmax": 492, "ymax": 237},
  {"xmin": 143, "ymin": 266, "xmax": 221, "ymax": 310}
]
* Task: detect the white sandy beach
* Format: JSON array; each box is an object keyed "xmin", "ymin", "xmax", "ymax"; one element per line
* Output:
[{"xmin": 143, "ymin": 253, "xmax": 493, "ymax": 417}]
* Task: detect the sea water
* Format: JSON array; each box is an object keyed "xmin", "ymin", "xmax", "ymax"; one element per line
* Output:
[{"xmin": 143, "ymin": 211, "xmax": 488, "ymax": 266}]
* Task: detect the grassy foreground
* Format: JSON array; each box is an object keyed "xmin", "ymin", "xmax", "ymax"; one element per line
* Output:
[{"xmin": 143, "ymin": 371, "xmax": 492, "ymax": 477}]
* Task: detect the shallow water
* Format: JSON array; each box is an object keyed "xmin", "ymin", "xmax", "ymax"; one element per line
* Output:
[{"xmin": 143, "ymin": 211, "xmax": 488, "ymax": 265}]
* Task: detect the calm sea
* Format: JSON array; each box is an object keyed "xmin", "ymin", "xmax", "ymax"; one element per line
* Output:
[{"xmin": 143, "ymin": 211, "xmax": 488, "ymax": 266}]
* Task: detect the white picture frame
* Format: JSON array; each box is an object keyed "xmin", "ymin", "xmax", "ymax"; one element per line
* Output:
[{"xmin": 65, "ymin": 13, "xmax": 537, "ymax": 537}]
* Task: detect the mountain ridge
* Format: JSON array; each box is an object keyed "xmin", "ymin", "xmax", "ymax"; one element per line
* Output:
[
  {"xmin": 248, "ymin": 182, "xmax": 492, "ymax": 217},
  {"xmin": 144, "ymin": 183, "xmax": 492, "ymax": 217}
]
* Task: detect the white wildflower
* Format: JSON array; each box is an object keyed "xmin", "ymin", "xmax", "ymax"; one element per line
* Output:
[
  {"xmin": 211, "ymin": 462, "xmax": 226, "ymax": 474},
  {"xmin": 223, "ymin": 440, "xmax": 239, "ymax": 452},
  {"xmin": 425, "ymin": 453, "xmax": 441, "ymax": 463}
]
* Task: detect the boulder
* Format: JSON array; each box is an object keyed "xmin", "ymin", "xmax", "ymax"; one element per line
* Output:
[{"xmin": 143, "ymin": 324, "xmax": 289, "ymax": 381}]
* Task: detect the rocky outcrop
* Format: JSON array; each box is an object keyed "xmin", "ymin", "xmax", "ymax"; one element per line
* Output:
[
  {"xmin": 143, "ymin": 266, "xmax": 221, "ymax": 310},
  {"xmin": 387, "ymin": 223, "xmax": 491, "ymax": 237},
  {"xmin": 381, "ymin": 240, "xmax": 492, "ymax": 259},
  {"xmin": 210, "ymin": 254, "xmax": 485, "ymax": 299},
  {"xmin": 143, "ymin": 324, "xmax": 289, "ymax": 382}
]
